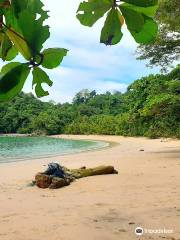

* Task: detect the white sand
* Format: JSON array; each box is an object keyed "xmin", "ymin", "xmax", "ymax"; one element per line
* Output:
[{"xmin": 0, "ymin": 135, "xmax": 180, "ymax": 240}]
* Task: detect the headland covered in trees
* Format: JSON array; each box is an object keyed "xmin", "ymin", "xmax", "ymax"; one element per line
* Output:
[{"xmin": 0, "ymin": 65, "xmax": 179, "ymax": 138}]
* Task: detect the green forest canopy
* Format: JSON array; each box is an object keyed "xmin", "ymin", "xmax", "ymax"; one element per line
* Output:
[{"xmin": 0, "ymin": 65, "xmax": 179, "ymax": 138}]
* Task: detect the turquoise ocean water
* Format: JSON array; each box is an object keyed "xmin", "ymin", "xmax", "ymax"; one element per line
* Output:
[{"xmin": 0, "ymin": 136, "xmax": 108, "ymax": 164}]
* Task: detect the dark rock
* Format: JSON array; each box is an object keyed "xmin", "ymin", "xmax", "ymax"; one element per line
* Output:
[
  {"xmin": 35, "ymin": 163, "xmax": 75, "ymax": 189},
  {"xmin": 49, "ymin": 177, "xmax": 68, "ymax": 189},
  {"xmin": 44, "ymin": 163, "xmax": 65, "ymax": 178},
  {"xmin": 35, "ymin": 173, "xmax": 52, "ymax": 188}
]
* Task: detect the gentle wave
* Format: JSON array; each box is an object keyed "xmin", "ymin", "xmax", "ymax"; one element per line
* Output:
[{"xmin": 0, "ymin": 136, "xmax": 109, "ymax": 164}]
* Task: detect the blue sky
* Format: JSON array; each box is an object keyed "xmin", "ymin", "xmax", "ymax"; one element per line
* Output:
[{"xmin": 4, "ymin": 0, "xmax": 160, "ymax": 103}]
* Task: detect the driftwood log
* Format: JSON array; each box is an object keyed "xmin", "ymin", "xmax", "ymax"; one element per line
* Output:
[
  {"xmin": 69, "ymin": 165, "xmax": 118, "ymax": 179},
  {"xmin": 35, "ymin": 164, "xmax": 118, "ymax": 189}
]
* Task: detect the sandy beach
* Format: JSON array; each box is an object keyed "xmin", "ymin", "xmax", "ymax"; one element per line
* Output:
[{"xmin": 0, "ymin": 135, "xmax": 180, "ymax": 240}]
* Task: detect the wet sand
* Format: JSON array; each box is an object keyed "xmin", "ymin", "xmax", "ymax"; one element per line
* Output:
[{"xmin": 0, "ymin": 135, "xmax": 180, "ymax": 240}]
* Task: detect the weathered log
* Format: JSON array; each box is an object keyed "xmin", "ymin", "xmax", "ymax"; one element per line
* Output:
[
  {"xmin": 69, "ymin": 165, "xmax": 118, "ymax": 179},
  {"xmin": 35, "ymin": 165, "xmax": 118, "ymax": 189}
]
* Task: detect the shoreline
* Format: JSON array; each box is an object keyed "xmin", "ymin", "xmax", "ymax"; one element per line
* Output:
[
  {"xmin": 0, "ymin": 135, "xmax": 180, "ymax": 240},
  {"xmin": 0, "ymin": 136, "xmax": 116, "ymax": 166}
]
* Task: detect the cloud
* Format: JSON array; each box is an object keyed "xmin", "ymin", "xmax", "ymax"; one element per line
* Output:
[
  {"xmin": 23, "ymin": 66, "xmax": 128, "ymax": 103},
  {"xmin": 49, "ymin": 67, "xmax": 128, "ymax": 102}
]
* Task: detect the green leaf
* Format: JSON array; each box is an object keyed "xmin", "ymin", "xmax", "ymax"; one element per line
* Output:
[
  {"xmin": 32, "ymin": 67, "xmax": 53, "ymax": 98},
  {"xmin": 40, "ymin": 48, "xmax": 68, "ymax": 69},
  {"xmin": 26, "ymin": 0, "xmax": 49, "ymax": 22},
  {"xmin": 0, "ymin": 32, "xmax": 3, "ymax": 44},
  {"xmin": 121, "ymin": 3, "xmax": 158, "ymax": 17},
  {"xmin": 0, "ymin": 34, "xmax": 12, "ymax": 61},
  {"xmin": 17, "ymin": 10, "xmax": 50, "ymax": 55},
  {"xmin": 11, "ymin": 0, "xmax": 48, "ymax": 22},
  {"xmin": 4, "ymin": 8, "xmax": 21, "ymax": 33},
  {"xmin": 122, "ymin": 0, "xmax": 158, "ymax": 7},
  {"xmin": 6, "ymin": 28, "xmax": 32, "ymax": 60},
  {"xmin": 76, "ymin": 0, "xmax": 113, "ymax": 27},
  {"xmin": 120, "ymin": 5, "xmax": 158, "ymax": 44},
  {"xmin": 1, "ymin": 62, "xmax": 21, "ymax": 74},
  {"xmin": 0, "ymin": 63, "xmax": 30, "ymax": 102},
  {"xmin": 133, "ymin": 18, "xmax": 158, "ymax": 44},
  {"xmin": 0, "ymin": 33, "xmax": 18, "ymax": 61},
  {"xmin": 100, "ymin": 9, "xmax": 123, "ymax": 45},
  {"xmin": 4, "ymin": 45, "xmax": 18, "ymax": 61}
]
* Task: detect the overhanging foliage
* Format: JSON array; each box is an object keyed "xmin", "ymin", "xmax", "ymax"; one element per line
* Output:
[{"xmin": 0, "ymin": 0, "xmax": 159, "ymax": 101}]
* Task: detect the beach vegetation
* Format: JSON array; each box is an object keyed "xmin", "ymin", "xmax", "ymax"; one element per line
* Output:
[
  {"xmin": 136, "ymin": 0, "xmax": 180, "ymax": 72},
  {"xmin": 0, "ymin": 65, "xmax": 179, "ymax": 138}
]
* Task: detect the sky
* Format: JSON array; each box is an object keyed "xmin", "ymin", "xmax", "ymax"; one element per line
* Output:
[{"xmin": 3, "ymin": 0, "xmax": 160, "ymax": 103}]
